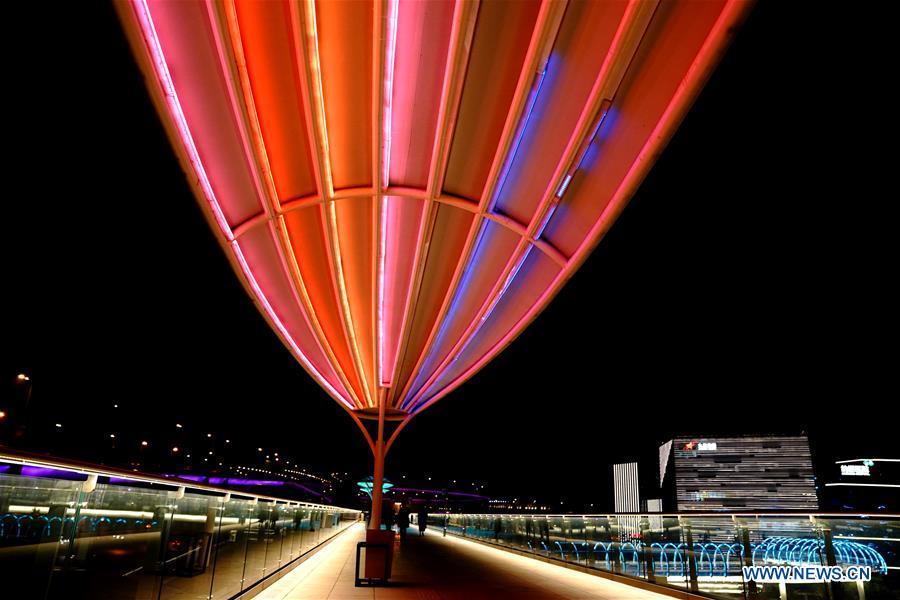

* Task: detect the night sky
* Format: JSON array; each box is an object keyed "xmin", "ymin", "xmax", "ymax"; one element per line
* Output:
[{"xmin": 3, "ymin": 2, "xmax": 895, "ymax": 504}]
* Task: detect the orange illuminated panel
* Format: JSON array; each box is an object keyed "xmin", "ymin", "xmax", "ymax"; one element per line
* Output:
[
  {"xmin": 334, "ymin": 196, "xmax": 377, "ymax": 396},
  {"xmin": 121, "ymin": 0, "xmax": 750, "ymax": 425},
  {"xmin": 283, "ymin": 205, "xmax": 365, "ymax": 402},
  {"xmin": 443, "ymin": 0, "xmax": 541, "ymax": 201},
  {"xmin": 315, "ymin": 0, "xmax": 373, "ymax": 190},
  {"xmin": 233, "ymin": 0, "xmax": 317, "ymax": 203}
]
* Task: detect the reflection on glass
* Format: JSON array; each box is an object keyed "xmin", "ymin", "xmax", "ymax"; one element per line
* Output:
[
  {"xmin": 434, "ymin": 513, "xmax": 899, "ymax": 600},
  {"xmin": 0, "ymin": 461, "xmax": 361, "ymax": 600}
]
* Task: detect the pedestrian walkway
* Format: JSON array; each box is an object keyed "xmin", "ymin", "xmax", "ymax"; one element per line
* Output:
[{"xmin": 256, "ymin": 523, "xmax": 673, "ymax": 599}]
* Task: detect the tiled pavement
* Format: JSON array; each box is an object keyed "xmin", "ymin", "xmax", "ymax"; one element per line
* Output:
[{"xmin": 255, "ymin": 523, "xmax": 671, "ymax": 600}]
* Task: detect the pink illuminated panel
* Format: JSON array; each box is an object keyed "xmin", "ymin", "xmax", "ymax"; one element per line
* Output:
[
  {"xmin": 120, "ymin": 0, "xmax": 750, "ymax": 421},
  {"xmin": 388, "ymin": 0, "xmax": 455, "ymax": 188}
]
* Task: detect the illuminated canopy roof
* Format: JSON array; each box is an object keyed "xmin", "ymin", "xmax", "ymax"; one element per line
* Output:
[{"xmin": 119, "ymin": 0, "xmax": 749, "ymax": 425}]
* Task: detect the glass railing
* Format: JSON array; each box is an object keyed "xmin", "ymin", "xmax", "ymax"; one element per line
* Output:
[
  {"xmin": 429, "ymin": 512, "xmax": 899, "ymax": 600},
  {"xmin": 0, "ymin": 452, "xmax": 362, "ymax": 600}
]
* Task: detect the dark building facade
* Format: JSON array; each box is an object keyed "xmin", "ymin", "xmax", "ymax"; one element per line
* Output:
[
  {"xmin": 822, "ymin": 458, "xmax": 898, "ymax": 512},
  {"xmin": 659, "ymin": 435, "xmax": 819, "ymax": 511}
]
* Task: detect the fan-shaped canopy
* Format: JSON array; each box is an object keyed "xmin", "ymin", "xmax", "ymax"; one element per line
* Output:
[{"xmin": 119, "ymin": 0, "xmax": 748, "ymax": 426}]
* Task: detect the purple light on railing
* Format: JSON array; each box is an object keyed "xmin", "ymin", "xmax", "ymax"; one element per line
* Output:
[
  {"xmin": 0, "ymin": 465, "xmax": 11, "ymax": 473},
  {"xmin": 21, "ymin": 466, "xmax": 82, "ymax": 479},
  {"xmin": 163, "ymin": 474, "xmax": 207, "ymax": 483},
  {"xmin": 226, "ymin": 478, "xmax": 285, "ymax": 487}
]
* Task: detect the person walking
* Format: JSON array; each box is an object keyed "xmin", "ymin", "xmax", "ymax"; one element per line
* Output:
[
  {"xmin": 417, "ymin": 509, "xmax": 428, "ymax": 536},
  {"xmin": 398, "ymin": 507, "xmax": 410, "ymax": 540}
]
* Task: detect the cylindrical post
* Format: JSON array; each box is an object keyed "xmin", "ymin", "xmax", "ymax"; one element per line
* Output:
[
  {"xmin": 364, "ymin": 396, "xmax": 394, "ymax": 582},
  {"xmin": 370, "ymin": 439, "xmax": 385, "ymax": 528},
  {"xmin": 369, "ymin": 397, "xmax": 387, "ymax": 529}
]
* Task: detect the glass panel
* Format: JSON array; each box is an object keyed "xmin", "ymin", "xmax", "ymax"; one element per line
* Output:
[
  {"xmin": 818, "ymin": 516, "xmax": 898, "ymax": 600},
  {"xmin": 209, "ymin": 497, "xmax": 252, "ymax": 600},
  {"xmin": 241, "ymin": 501, "xmax": 271, "ymax": 589},
  {"xmin": 47, "ymin": 483, "xmax": 172, "ymax": 600},
  {"xmin": 742, "ymin": 516, "xmax": 828, "ymax": 600},
  {"xmin": 0, "ymin": 471, "xmax": 82, "ymax": 600},
  {"xmin": 158, "ymin": 491, "xmax": 221, "ymax": 600},
  {"xmin": 282, "ymin": 505, "xmax": 299, "ymax": 563},
  {"xmin": 268, "ymin": 503, "xmax": 289, "ymax": 573},
  {"xmin": 647, "ymin": 515, "xmax": 689, "ymax": 593},
  {"xmin": 434, "ymin": 513, "xmax": 899, "ymax": 600},
  {"xmin": 0, "ymin": 458, "xmax": 361, "ymax": 600},
  {"xmin": 585, "ymin": 516, "xmax": 616, "ymax": 572}
]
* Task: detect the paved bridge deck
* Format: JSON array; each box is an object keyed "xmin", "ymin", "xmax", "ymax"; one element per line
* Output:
[{"xmin": 256, "ymin": 523, "xmax": 671, "ymax": 600}]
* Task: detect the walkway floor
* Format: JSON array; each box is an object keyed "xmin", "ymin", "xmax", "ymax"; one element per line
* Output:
[{"xmin": 256, "ymin": 523, "xmax": 671, "ymax": 600}]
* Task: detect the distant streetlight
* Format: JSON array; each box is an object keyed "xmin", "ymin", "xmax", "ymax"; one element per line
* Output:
[
  {"xmin": 172, "ymin": 446, "xmax": 179, "ymax": 452},
  {"xmin": 175, "ymin": 423, "xmax": 183, "ymax": 428},
  {"xmin": 14, "ymin": 373, "xmax": 33, "ymax": 404},
  {"xmin": 207, "ymin": 433, "xmax": 212, "ymax": 438},
  {"xmin": 141, "ymin": 440, "xmax": 149, "ymax": 447},
  {"xmin": 0, "ymin": 411, "xmax": 6, "ymax": 420}
]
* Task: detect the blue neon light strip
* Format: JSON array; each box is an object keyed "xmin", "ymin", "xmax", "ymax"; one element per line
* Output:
[
  {"xmin": 488, "ymin": 64, "xmax": 550, "ymax": 211},
  {"xmin": 534, "ymin": 203, "xmax": 558, "ymax": 239}
]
